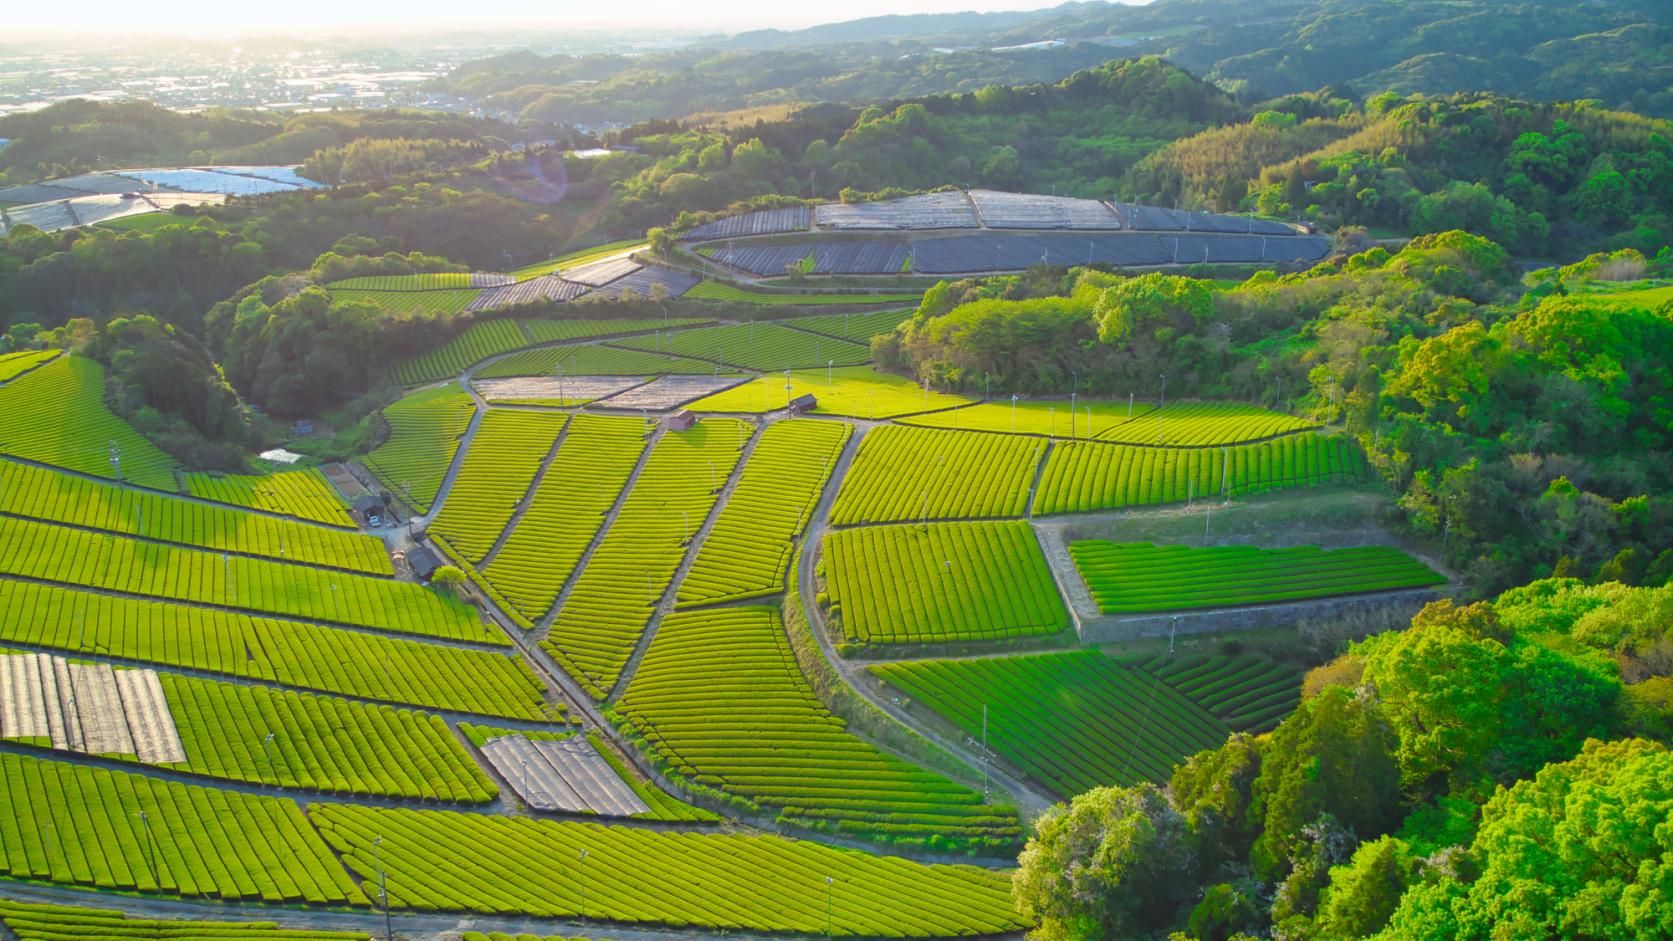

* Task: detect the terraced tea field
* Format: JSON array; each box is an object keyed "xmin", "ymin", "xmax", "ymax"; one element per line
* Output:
[
  {"xmin": 784, "ymin": 307, "xmax": 916, "ymax": 341},
  {"xmin": 330, "ymin": 288, "xmax": 482, "ymax": 318},
  {"xmin": 479, "ymin": 414, "xmax": 649, "ymax": 624},
  {"xmin": 0, "ymin": 461, "xmax": 389, "ymax": 573},
  {"xmin": 871, "ymin": 650, "xmax": 1229, "ymax": 797},
  {"xmin": 0, "ymin": 348, "xmax": 59, "ymax": 381},
  {"xmin": 0, "ymin": 354, "xmax": 178, "ymax": 489},
  {"xmin": 389, "ymin": 318, "xmax": 532, "ymax": 385},
  {"xmin": 615, "ymin": 321, "xmax": 870, "ymax": 370},
  {"xmin": 1033, "ymin": 434, "xmax": 1366, "ymax": 514},
  {"xmin": 157, "ymin": 673, "xmax": 496, "ymax": 801},
  {"xmin": 312, "ymin": 803, "xmax": 1025, "ymax": 934},
  {"xmin": 678, "ymin": 419, "xmax": 849, "ymax": 606},
  {"xmin": 1133, "ymin": 654, "xmax": 1302, "ymax": 733},
  {"xmin": 363, "ymin": 384, "xmax": 475, "ymax": 511},
  {"xmin": 476, "ymin": 343, "xmax": 720, "ymax": 378},
  {"xmin": 685, "ymin": 282, "xmax": 920, "ymax": 306},
  {"xmin": 901, "ymin": 398, "xmax": 1155, "ymax": 437},
  {"xmin": 0, "ymin": 750, "xmax": 367, "ymax": 903},
  {"xmin": 328, "ymin": 273, "xmax": 477, "ymax": 290},
  {"xmin": 831, "ymin": 426, "xmax": 1042, "ymax": 524},
  {"xmin": 542, "ymin": 418, "xmax": 749, "ymax": 697},
  {"xmin": 429, "ymin": 409, "xmax": 568, "ymax": 562},
  {"xmin": 688, "ymin": 365, "xmax": 972, "ymax": 417},
  {"xmin": 390, "ymin": 317, "xmax": 708, "ymax": 386},
  {"xmin": 183, "ymin": 468, "xmax": 354, "ymax": 526},
  {"xmin": 522, "ymin": 316, "xmax": 707, "ymax": 343},
  {"xmin": 0, "ymin": 579, "xmax": 548, "ymax": 719},
  {"xmin": 616, "ymin": 606, "xmax": 1021, "ymax": 842},
  {"xmin": 0, "ymin": 234, "xmax": 1413, "ymax": 939},
  {"xmin": 1093, "ymin": 400, "xmax": 1319, "ymax": 446},
  {"xmin": 1070, "ymin": 541, "xmax": 1445, "ymax": 613},
  {"xmin": 0, "ymin": 515, "xmax": 491, "ymax": 644},
  {"xmin": 0, "ymin": 901, "xmax": 371, "ymax": 940},
  {"xmin": 823, "ymin": 521, "xmax": 1068, "ymax": 644}
]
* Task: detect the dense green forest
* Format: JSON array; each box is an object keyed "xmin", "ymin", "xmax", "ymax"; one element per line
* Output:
[
  {"xmin": 1018, "ymin": 581, "xmax": 1673, "ymax": 940},
  {"xmin": 1127, "ymin": 93, "xmax": 1673, "ymax": 257}
]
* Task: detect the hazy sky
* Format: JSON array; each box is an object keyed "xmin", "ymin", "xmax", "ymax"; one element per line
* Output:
[{"xmin": 6, "ymin": 0, "xmax": 1111, "ymax": 38}]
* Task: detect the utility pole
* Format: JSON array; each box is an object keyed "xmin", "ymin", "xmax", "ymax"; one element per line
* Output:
[
  {"xmin": 137, "ymin": 810, "xmax": 159, "ymax": 889},
  {"xmin": 578, "ymin": 848, "xmax": 590, "ymax": 922},
  {"xmin": 372, "ymin": 836, "xmax": 392, "ymax": 941}
]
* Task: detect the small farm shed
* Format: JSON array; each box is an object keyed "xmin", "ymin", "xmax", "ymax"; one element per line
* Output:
[
  {"xmin": 788, "ymin": 394, "xmax": 818, "ymax": 415},
  {"xmin": 406, "ymin": 546, "xmax": 443, "ymax": 582},
  {"xmin": 353, "ymin": 495, "xmax": 385, "ymax": 525},
  {"xmin": 667, "ymin": 410, "xmax": 698, "ymax": 431}
]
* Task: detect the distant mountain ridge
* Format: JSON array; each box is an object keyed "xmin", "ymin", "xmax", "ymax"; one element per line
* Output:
[
  {"xmin": 716, "ymin": 5, "xmax": 1094, "ymax": 49},
  {"xmin": 435, "ymin": 0, "xmax": 1670, "ymax": 121}
]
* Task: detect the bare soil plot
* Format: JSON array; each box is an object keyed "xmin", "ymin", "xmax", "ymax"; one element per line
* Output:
[
  {"xmin": 594, "ymin": 375, "xmax": 750, "ymax": 411},
  {"xmin": 476, "ymin": 375, "xmax": 645, "ymax": 404}
]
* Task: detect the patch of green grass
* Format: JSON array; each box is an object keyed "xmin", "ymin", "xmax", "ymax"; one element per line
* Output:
[
  {"xmin": 1587, "ymin": 283, "xmax": 1673, "ymax": 307},
  {"xmin": 97, "ymin": 212, "xmax": 190, "ymax": 233}
]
